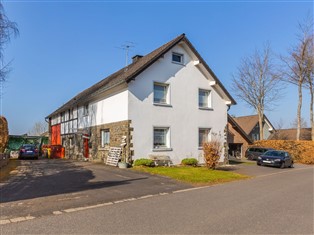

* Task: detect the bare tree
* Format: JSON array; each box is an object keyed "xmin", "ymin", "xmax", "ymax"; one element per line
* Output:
[
  {"xmin": 280, "ymin": 17, "xmax": 313, "ymax": 140},
  {"xmin": 271, "ymin": 118, "xmax": 289, "ymax": 140},
  {"xmin": 0, "ymin": 3, "xmax": 18, "ymax": 83},
  {"xmin": 28, "ymin": 121, "xmax": 48, "ymax": 136},
  {"xmin": 232, "ymin": 44, "xmax": 282, "ymax": 140},
  {"xmin": 290, "ymin": 117, "xmax": 308, "ymax": 129},
  {"xmin": 302, "ymin": 22, "xmax": 314, "ymax": 141}
]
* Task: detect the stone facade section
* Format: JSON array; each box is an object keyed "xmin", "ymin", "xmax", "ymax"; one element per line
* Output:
[{"xmin": 61, "ymin": 120, "xmax": 133, "ymax": 163}]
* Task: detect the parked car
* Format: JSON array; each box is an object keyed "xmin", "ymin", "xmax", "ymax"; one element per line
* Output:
[
  {"xmin": 245, "ymin": 147, "xmax": 274, "ymax": 160},
  {"xmin": 257, "ymin": 150, "xmax": 294, "ymax": 168},
  {"xmin": 19, "ymin": 144, "xmax": 39, "ymax": 160}
]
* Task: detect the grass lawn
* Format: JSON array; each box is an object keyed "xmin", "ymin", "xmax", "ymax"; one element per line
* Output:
[{"xmin": 132, "ymin": 166, "xmax": 249, "ymax": 185}]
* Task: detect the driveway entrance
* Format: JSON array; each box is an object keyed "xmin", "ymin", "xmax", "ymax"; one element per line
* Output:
[{"xmin": 0, "ymin": 159, "xmax": 190, "ymax": 221}]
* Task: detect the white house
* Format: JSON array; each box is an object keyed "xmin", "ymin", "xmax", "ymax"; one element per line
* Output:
[{"xmin": 46, "ymin": 34, "xmax": 236, "ymax": 165}]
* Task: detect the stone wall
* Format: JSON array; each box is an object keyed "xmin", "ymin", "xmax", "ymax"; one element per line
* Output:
[
  {"xmin": 62, "ymin": 134, "xmax": 83, "ymax": 160},
  {"xmin": 61, "ymin": 120, "xmax": 133, "ymax": 163}
]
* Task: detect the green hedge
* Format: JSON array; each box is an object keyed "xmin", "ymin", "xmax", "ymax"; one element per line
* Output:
[
  {"xmin": 134, "ymin": 158, "xmax": 155, "ymax": 167},
  {"xmin": 181, "ymin": 158, "xmax": 198, "ymax": 166}
]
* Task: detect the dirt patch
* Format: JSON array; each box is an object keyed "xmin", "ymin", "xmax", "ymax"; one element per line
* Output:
[{"xmin": 0, "ymin": 159, "xmax": 20, "ymax": 182}]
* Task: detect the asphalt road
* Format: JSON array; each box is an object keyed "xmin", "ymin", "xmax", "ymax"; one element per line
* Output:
[
  {"xmin": 0, "ymin": 159, "xmax": 190, "ymax": 221},
  {"xmin": 1, "ymin": 159, "xmax": 313, "ymax": 234}
]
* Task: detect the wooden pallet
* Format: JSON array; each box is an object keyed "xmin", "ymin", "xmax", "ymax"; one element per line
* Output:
[{"xmin": 105, "ymin": 147, "xmax": 122, "ymax": 166}]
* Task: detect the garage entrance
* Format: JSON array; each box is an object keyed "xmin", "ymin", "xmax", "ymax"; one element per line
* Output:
[{"xmin": 228, "ymin": 143, "xmax": 243, "ymax": 159}]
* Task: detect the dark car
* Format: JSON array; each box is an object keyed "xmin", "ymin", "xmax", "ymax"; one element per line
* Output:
[
  {"xmin": 257, "ymin": 150, "xmax": 294, "ymax": 168},
  {"xmin": 19, "ymin": 144, "xmax": 39, "ymax": 160},
  {"xmin": 245, "ymin": 147, "xmax": 274, "ymax": 160}
]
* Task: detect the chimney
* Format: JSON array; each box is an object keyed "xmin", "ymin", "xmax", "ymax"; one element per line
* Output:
[{"xmin": 132, "ymin": 55, "xmax": 143, "ymax": 63}]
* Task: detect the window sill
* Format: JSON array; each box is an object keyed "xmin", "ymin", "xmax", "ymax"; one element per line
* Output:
[
  {"xmin": 199, "ymin": 107, "xmax": 213, "ymax": 111},
  {"xmin": 171, "ymin": 61, "xmax": 184, "ymax": 66},
  {"xmin": 153, "ymin": 103, "xmax": 172, "ymax": 108},
  {"xmin": 152, "ymin": 148, "xmax": 173, "ymax": 152}
]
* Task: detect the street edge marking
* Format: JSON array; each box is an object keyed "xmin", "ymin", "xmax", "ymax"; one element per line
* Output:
[
  {"xmin": 0, "ymin": 219, "xmax": 11, "ymax": 225},
  {"xmin": 55, "ymin": 193, "xmax": 168, "ymax": 215},
  {"xmin": 1, "ymin": 216, "xmax": 35, "ymax": 225},
  {"xmin": 173, "ymin": 186, "xmax": 211, "ymax": 194},
  {"xmin": 137, "ymin": 194, "xmax": 154, "ymax": 199},
  {"xmin": 52, "ymin": 211, "xmax": 63, "ymax": 215},
  {"xmin": 63, "ymin": 202, "xmax": 113, "ymax": 213},
  {"xmin": 255, "ymin": 166, "xmax": 314, "ymax": 178}
]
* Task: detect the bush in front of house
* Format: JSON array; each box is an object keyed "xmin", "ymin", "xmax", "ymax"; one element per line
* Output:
[
  {"xmin": 133, "ymin": 158, "xmax": 155, "ymax": 167},
  {"xmin": 203, "ymin": 140, "xmax": 222, "ymax": 169},
  {"xmin": 181, "ymin": 158, "xmax": 198, "ymax": 166}
]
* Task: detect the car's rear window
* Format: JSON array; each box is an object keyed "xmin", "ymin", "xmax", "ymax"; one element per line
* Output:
[
  {"xmin": 265, "ymin": 151, "xmax": 284, "ymax": 156},
  {"xmin": 22, "ymin": 144, "xmax": 36, "ymax": 149}
]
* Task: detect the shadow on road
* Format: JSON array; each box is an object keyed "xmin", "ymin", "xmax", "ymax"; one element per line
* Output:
[{"xmin": 0, "ymin": 159, "xmax": 148, "ymax": 203}]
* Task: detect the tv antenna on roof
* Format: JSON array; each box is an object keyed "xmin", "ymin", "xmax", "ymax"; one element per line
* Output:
[{"xmin": 116, "ymin": 41, "xmax": 136, "ymax": 67}]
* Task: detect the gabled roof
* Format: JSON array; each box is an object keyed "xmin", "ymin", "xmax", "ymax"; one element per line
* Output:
[
  {"xmin": 46, "ymin": 33, "xmax": 236, "ymax": 118},
  {"xmin": 232, "ymin": 115, "xmax": 259, "ymax": 135},
  {"xmin": 232, "ymin": 114, "xmax": 275, "ymax": 135},
  {"xmin": 269, "ymin": 128, "xmax": 312, "ymax": 140},
  {"xmin": 227, "ymin": 114, "xmax": 253, "ymax": 144}
]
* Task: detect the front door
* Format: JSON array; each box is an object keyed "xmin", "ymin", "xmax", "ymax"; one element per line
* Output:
[{"xmin": 83, "ymin": 137, "xmax": 89, "ymax": 158}]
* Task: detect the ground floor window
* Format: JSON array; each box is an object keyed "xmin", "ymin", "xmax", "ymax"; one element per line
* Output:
[
  {"xmin": 199, "ymin": 128, "xmax": 211, "ymax": 147},
  {"xmin": 101, "ymin": 129, "xmax": 110, "ymax": 148},
  {"xmin": 153, "ymin": 127, "xmax": 170, "ymax": 149}
]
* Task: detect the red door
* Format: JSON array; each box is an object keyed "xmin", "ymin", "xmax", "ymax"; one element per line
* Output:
[
  {"xmin": 51, "ymin": 124, "xmax": 61, "ymax": 145},
  {"xmin": 83, "ymin": 136, "xmax": 89, "ymax": 158}
]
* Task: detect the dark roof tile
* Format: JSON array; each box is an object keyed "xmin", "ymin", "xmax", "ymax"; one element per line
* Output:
[{"xmin": 47, "ymin": 33, "xmax": 235, "ymax": 118}]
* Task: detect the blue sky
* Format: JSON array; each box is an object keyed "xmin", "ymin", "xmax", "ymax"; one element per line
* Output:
[{"xmin": 1, "ymin": 1, "xmax": 313, "ymax": 135}]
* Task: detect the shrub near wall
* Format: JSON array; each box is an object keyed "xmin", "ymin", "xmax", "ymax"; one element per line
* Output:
[{"xmin": 254, "ymin": 140, "xmax": 314, "ymax": 164}]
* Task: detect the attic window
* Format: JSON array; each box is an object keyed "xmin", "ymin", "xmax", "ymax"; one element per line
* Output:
[{"xmin": 172, "ymin": 52, "xmax": 183, "ymax": 64}]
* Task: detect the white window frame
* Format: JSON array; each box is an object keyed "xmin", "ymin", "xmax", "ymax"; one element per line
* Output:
[
  {"xmin": 198, "ymin": 128, "xmax": 211, "ymax": 148},
  {"xmin": 153, "ymin": 127, "xmax": 171, "ymax": 150},
  {"xmin": 172, "ymin": 52, "xmax": 184, "ymax": 64},
  {"xmin": 153, "ymin": 82, "xmax": 170, "ymax": 105},
  {"xmin": 101, "ymin": 129, "xmax": 110, "ymax": 148},
  {"xmin": 198, "ymin": 89, "xmax": 212, "ymax": 109}
]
